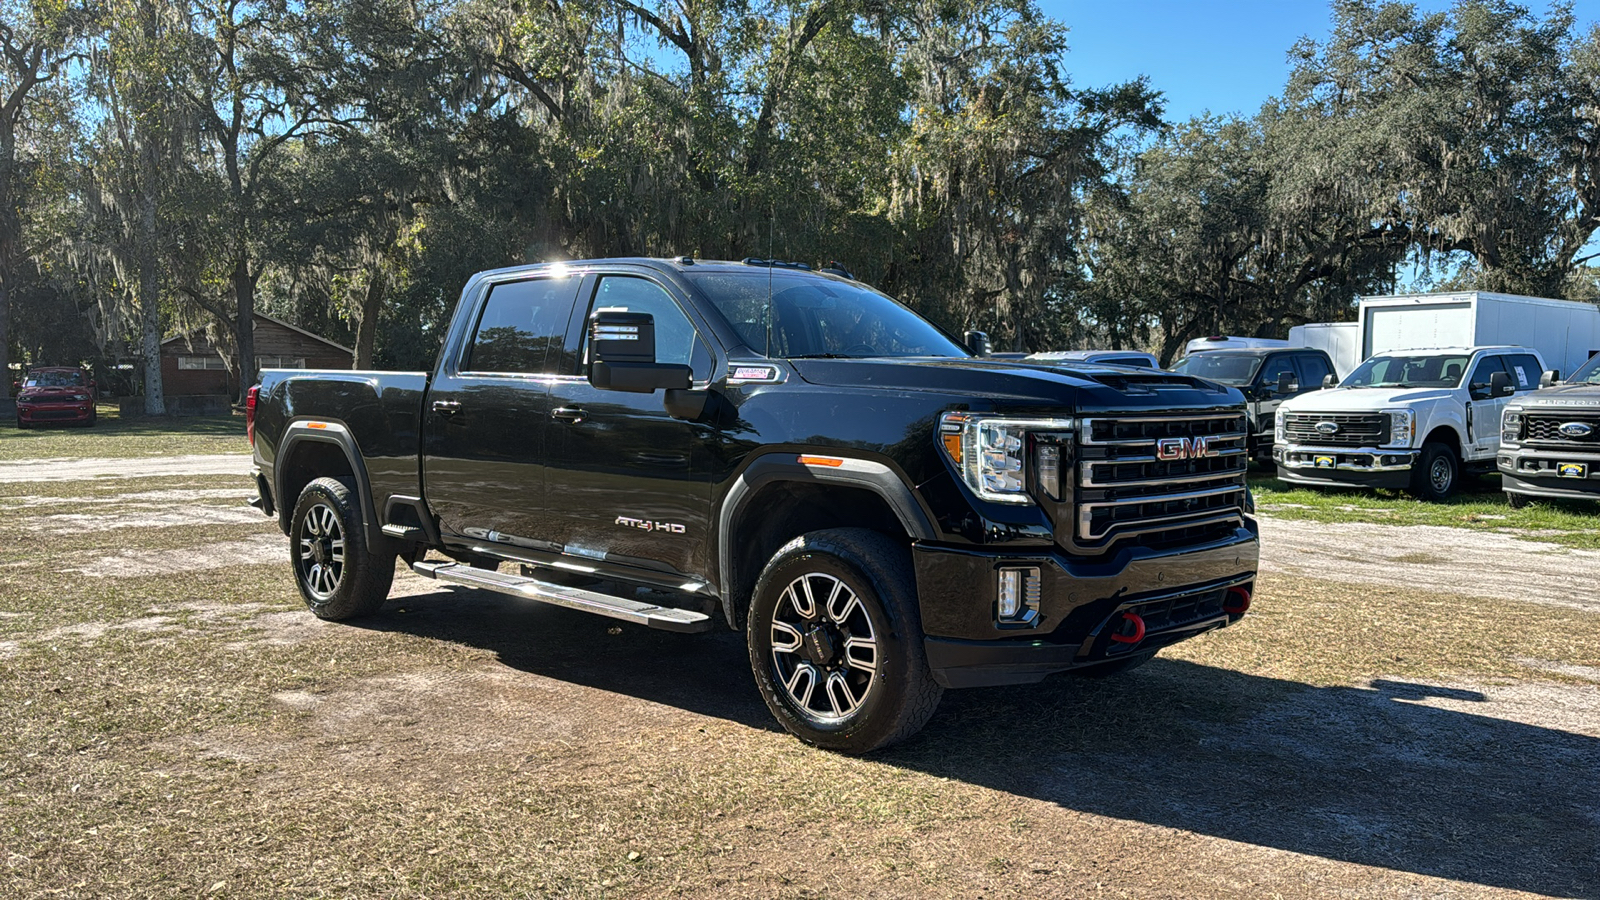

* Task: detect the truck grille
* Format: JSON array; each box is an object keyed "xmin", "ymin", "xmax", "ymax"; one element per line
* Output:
[
  {"xmin": 1076, "ymin": 414, "xmax": 1248, "ymax": 548},
  {"xmin": 1282, "ymin": 412, "xmax": 1388, "ymax": 446},
  {"xmin": 1524, "ymin": 414, "xmax": 1600, "ymax": 445}
]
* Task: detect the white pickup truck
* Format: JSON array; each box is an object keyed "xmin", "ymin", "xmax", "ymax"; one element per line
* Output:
[{"xmin": 1273, "ymin": 346, "xmax": 1546, "ymax": 500}]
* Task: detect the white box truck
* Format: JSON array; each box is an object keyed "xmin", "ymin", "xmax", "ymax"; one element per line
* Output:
[
  {"xmin": 1357, "ymin": 291, "xmax": 1600, "ymax": 377},
  {"xmin": 1288, "ymin": 322, "xmax": 1360, "ymax": 378}
]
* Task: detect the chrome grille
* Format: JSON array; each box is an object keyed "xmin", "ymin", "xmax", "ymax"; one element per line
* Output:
[
  {"xmin": 1076, "ymin": 414, "xmax": 1248, "ymax": 546},
  {"xmin": 1524, "ymin": 414, "xmax": 1600, "ymax": 445},
  {"xmin": 1282, "ymin": 412, "xmax": 1388, "ymax": 447}
]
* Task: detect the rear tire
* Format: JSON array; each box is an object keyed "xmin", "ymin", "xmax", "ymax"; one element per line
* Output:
[
  {"xmin": 289, "ymin": 477, "xmax": 395, "ymax": 620},
  {"xmin": 747, "ymin": 528, "xmax": 942, "ymax": 754},
  {"xmin": 1410, "ymin": 441, "xmax": 1459, "ymax": 501}
]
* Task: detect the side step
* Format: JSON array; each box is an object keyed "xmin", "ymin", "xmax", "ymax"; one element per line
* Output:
[{"xmin": 409, "ymin": 560, "xmax": 713, "ymax": 633}]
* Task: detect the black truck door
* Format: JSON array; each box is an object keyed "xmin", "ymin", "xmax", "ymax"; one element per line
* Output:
[
  {"xmin": 422, "ymin": 273, "xmax": 581, "ymax": 546},
  {"xmin": 543, "ymin": 273, "xmax": 719, "ymax": 581}
]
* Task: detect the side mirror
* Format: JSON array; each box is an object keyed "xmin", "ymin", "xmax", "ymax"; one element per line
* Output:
[
  {"xmin": 1275, "ymin": 371, "xmax": 1299, "ymax": 394},
  {"xmin": 588, "ymin": 311, "xmax": 691, "ymax": 394},
  {"xmin": 1540, "ymin": 369, "xmax": 1560, "ymax": 388},
  {"xmin": 1321, "ymin": 373, "xmax": 1337, "ymax": 389},
  {"xmin": 1489, "ymin": 371, "xmax": 1514, "ymax": 398},
  {"xmin": 963, "ymin": 330, "xmax": 991, "ymax": 357}
]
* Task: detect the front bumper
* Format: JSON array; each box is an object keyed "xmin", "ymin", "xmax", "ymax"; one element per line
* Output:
[
  {"xmin": 1498, "ymin": 446, "xmax": 1600, "ymax": 502},
  {"xmin": 915, "ymin": 526, "xmax": 1259, "ymax": 688},
  {"xmin": 17, "ymin": 400, "xmax": 93, "ymax": 424},
  {"xmin": 1273, "ymin": 443, "xmax": 1416, "ymax": 489}
]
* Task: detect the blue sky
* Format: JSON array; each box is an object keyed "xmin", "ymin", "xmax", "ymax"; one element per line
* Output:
[{"xmin": 1043, "ymin": 0, "xmax": 1600, "ymax": 123}]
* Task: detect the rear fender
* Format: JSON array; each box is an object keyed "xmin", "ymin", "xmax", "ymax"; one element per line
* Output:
[{"xmin": 275, "ymin": 419, "xmax": 398, "ymax": 553}]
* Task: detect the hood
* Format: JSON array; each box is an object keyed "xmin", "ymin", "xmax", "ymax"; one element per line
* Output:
[
  {"xmin": 1279, "ymin": 385, "xmax": 1454, "ymax": 413},
  {"xmin": 1510, "ymin": 383, "xmax": 1600, "ymax": 411},
  {"xmin": 787, "ymin": 356, "xmax": 1240, "ymax": 413},
  {"xmin": 18, "ymin": 386, "xmax": 84, "ymax": 401}
]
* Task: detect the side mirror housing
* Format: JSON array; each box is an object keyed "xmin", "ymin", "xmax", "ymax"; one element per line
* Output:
[
  {"xmin": 1540, "ymin": 369, "xmax": 1560, "ymax": 388},
  {"xmin": 963, "ymin": 330, "xmax": 991, "ymax": 357},
  {"xmin": 1321, "ymin": 373, "xmax": 1337, "ymax": 389},
  {"xmin": 1276, "ymin": 371, "xmax": 1299, "ymax": 394},
  {"xmin": 1489, "ymin": 370, "xmax": 1514, "ymax": 398},
  {"xmin": 588, "ymin": 311, "xmax": 691, "ymax": 394}
]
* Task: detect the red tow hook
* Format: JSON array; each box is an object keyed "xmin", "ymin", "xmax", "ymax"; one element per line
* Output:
[
  {"xmin": 1108, "ymin": 612, "xmax": 1146, "ymax": 644},
  {"xmin": 1223, "ymin": 585, "xmax": 1252, "ymax": 615}
]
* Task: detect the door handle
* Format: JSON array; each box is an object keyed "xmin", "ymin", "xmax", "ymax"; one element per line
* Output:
[
  {"xmin": 432, "ymin": 400, "xmax": 462, "ymax": 416},
  {"xmin": 552, "ymin": 406, "xmax": 586, "ymax": 423}
]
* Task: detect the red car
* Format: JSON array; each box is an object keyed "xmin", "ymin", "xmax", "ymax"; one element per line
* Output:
[{"xmin": 15, "ymin": 366, "xmax": 97, "ymax": 428}]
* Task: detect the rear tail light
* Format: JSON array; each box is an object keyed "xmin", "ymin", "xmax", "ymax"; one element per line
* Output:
[{"xmin": 245, "ymin": 386, "xmax": 259, "ymax": 446}]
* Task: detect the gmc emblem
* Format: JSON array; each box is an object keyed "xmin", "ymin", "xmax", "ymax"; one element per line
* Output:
[{"xmin": 1156, "ymin": 436, "xmax": 1219, "ymax": 461}]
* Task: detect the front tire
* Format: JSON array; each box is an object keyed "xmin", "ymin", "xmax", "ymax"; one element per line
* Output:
[
  {"xmin": 1506, "ymin": 492, "xmax": 1532, "ymax": 510},
  {"xmin": 289, "ymin": 477, "xmax": 395, "ymax": 620},
  {"xmin": 1410, "ymin": 441, "xmax": 1459, "ymax": 501},
  {"xmin": 747, "ymin": 528, "xmax": 942, "ymax": 754}
]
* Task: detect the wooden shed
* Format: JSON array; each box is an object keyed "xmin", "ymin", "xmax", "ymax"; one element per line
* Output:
[{"xmin": 161, "ymin": 313, "xmax": 352, "ymax": 402}]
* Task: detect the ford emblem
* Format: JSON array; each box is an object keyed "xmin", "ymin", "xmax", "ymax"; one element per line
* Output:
[
  {"xmin": 1315, "ymin": 421, "xmax": 1340, "ymax": 435},
  {"xmin": 1559, "ymin": 422, "xmax": 1594, "ymax": 438}
]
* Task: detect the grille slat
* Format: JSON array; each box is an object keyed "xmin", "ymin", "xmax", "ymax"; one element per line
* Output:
[
  {"xmin": 1076, "ymin": 414, "xmax": 1248, "ymax": 549},
  {"xmin": 1282, "ymin": 412, "xmax": 1388, "ymax": 446},
  {"xmin": 1524, "ymin": 414, "xmax": 1600, "ymax": 445}
]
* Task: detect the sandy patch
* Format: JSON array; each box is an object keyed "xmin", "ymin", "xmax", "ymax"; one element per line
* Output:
[
  {"xmin": 0, "ymin": 454, "xmax": 251, "ymax": 483},
  {"xmin": 3, "ymin": 488, "xmax": 248, "ymax": 508},
  {"xmin": 28, "ymin": 505, "xmax": 264, "ymax": 534},
  {"xmin": 66, "ymin": 535, "xmax": 285, "ymax": 578},
  {"xmin": 1258, "ymin": 516, "xmax": 1600, "ymax": 612}
]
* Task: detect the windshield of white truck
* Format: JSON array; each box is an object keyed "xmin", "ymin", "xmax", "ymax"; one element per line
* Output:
[
  {"xmin": 686, "ymin": 271, "xmax": 969, "ymax": 359},
  {"xmin": 1344, "ymin": 353, "xmax": 1471, "ymax": 388},
  {"xmin": 1568, "ymin": 354, "xmax": 1600, "ymax": 384},
  {"xmin": 1169, "ymin": 353, "xmax": 1262, "ymax": 386}
]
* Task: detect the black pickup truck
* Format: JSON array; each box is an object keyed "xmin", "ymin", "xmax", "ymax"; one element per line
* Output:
[
  {"xmin": 1499, "ymin": 352, "xmax": 1600, "ymax": 507},
  {"xmin": 247, "ymin": 258, "xmax": 1259, "ymax": 753}
]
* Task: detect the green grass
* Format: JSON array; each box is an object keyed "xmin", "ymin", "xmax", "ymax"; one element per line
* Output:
[
  {"xmin": 0, "ymin": 403, "xmax": 247, "ymax": 460},
  {"xmin": 1250, "ymin": 470, "xmax": 1600, "ymax": 548}
]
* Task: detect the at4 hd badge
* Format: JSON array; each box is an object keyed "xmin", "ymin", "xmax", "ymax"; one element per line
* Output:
[{"xmin": 615, "ymin": 516, "xmax": 687, "ymax": 534}]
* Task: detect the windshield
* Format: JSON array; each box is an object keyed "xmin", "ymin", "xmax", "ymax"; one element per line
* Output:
[
  {"xmin": 1344, "ymin": 354, "xmax": 1471, "ymax": 388},
  {"xmin": 1568, "ymin": 354, "xmax": 1600, "ymax": 384},
  {"xmin": 24, "ymin": 370, "xmax": 85, "ymax": 388},
  {"xmin": 686, "ymin": 271, "xmax": 968, "ymax": 359},
  {"xmin": 1170, "ymin": 353, "xmax": 1263, "ymax": 386}
]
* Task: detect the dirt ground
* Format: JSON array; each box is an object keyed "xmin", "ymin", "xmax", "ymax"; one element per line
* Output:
[{"xmin": 2, "ymin": 455, "xmax": 1598, "ymax": 899}]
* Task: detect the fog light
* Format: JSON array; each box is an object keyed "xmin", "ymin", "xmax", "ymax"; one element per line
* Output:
[{"xmin": 997, "ymin": 567, "xmax": 1040, "ymax": 623}]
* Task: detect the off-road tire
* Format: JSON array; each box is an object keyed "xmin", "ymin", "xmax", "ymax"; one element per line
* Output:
[
  {"xmin": 289, "ymin": 477, "xmax": 395, "ymax": 620},
  {"xmin": 747, "ymin": 528, "xmax": 942, "ymax": 754},
  {"xmin": 1506, "ymin": 492, "xmax": 1532, "ymax": 510},
  {"xmin": 1410, "ymin": 441, "xmax": 1459, "ymax": 501},
  {"xmin": 1075, "ymin": 649, "xmax": 1158, "ymax": 678},
  {"xmin": 14, "ymin": 416, "xmax": 25, "ymax": 430}
]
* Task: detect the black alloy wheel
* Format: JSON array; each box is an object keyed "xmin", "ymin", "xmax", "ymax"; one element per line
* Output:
[
  {"xmin": 289, "ymin": 476, "xmax": 395, "ymax": 620},
  {"xmin": 747, "ymin": 528, "xmax": 942, "ymax": 754}
]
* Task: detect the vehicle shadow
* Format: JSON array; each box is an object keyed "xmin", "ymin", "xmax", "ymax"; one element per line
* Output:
[{"xmin": 357, "ymin": 583, "xmax": 1600, "ymax": 897}]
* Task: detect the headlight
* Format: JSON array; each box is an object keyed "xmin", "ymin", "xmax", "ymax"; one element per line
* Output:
[
  {"xmin": 1502, "ymin": 405, "xmax": 1523, "ymax": 444},
  {"xmin": 1382, "ymin": 409, "xmax": 1415, "ymax": 448},
  {"xmin": 1274, "ymin": 408, "xmax": 1286, "ymax": 444},
  {"xmin": 72, "ymin": 393, "xmax": 89, "ymax": 401},
  {"xmin": 939, "ymin": 413, "xmax": 1073, "ymax": 504}
]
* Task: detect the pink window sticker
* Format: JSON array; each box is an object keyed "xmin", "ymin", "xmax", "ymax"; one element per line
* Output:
[{"xmin": 733, "ymin": 366, "xmax": 774, "ymax": 381}]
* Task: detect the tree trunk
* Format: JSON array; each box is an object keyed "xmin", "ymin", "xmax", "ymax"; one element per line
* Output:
[
  {"xmin": 0, "ymin": 279, "xmax": 9, "ymax": 400},
  {"xmin": 232, "ymin": 258, "xmax": 254, "ymax": 404},
  {"xmin": 354, "ymin": 268, "xmax": 385, "ymax": 369},
  {"xmin": 137, "ymin": 155, "xmax": 166, "ymax": 415}
]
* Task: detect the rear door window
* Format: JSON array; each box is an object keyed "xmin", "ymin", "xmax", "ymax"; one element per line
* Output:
[
  {"xmin": 464, "ymin": 278, "xmax": 578, "ymax": 374},
  {"xmin": 1503, "ymin": 354, "xmax": 1542, "ymax": 391}
]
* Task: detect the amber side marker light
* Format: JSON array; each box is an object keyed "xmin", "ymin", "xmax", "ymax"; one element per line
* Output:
[
  {"xmin": 306, "ymin": 421, "xmax": 329, "ymax": 430},
  {"xmin": 797, "ymin": 455, "xmax": 844, "ymax": 467}
]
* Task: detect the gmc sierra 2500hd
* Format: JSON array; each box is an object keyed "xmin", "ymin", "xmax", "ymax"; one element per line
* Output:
[{"xmin": 248, "ymin": 257, "xmax": 1259, "ymax": 753}]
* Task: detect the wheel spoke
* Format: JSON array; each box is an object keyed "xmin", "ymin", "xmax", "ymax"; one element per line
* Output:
[
  {"xmin": 843, "ymin": 636, "xmax": 878, "ymax": 674},
  {"xmin": 784, "ymin": 663, "xmax": 817, "ymax": 708},
  {"xmin": 796, "ymin": 577, "xmax": 818, "ymax": 619},
  {"xmin": 826, "ymin": 582, "xmax": 860, "ymax": 625},
  {"xmin": 825, "ymin": 672, "xmax": 858, "ymax": 717},
  {"xmin": 298, "ymin": 538, "xmax": 314, "ymax": 560},
  {"xmin": 770, "ymin": 620, "xmax": 803, "ymax": 653}
]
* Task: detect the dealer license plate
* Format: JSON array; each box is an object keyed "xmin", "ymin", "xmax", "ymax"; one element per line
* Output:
[
  {"xmin": 1313, "ymin": 455, "xmax": 1336, "ymax": 469},
  {"xmin": 1557, "ymin": 462, "xmax": 1588, "ymax": 478}
]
